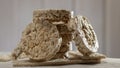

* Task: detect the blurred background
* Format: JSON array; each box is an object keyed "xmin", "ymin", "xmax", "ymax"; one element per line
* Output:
[{"xmin": 0, "ymin": 0, "xmax": 120, "ymax": 58}]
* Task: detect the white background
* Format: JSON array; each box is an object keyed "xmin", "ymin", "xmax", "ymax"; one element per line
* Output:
[{"xmin": 0, "ymin": 0, "xmax": 120, "ymax": 58}]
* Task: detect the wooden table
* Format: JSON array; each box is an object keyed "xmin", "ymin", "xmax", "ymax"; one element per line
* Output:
[{"xmin": 0, "ymin": 58, "xmax": 120, "ymax": 68}]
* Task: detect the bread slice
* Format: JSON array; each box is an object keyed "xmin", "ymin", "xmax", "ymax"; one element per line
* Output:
[
  {"xmin": 68, "ymin": 16, "xmax": 99, "ymax": 56},
  {"xmin": 12, "ymin": 18, "xmax": 62, "ymax": 61}
]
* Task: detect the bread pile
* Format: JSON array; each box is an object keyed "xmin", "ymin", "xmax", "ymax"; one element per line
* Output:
[{"xmin": 12, "ymin": 9, "xmax": 105, "ymax": 62}]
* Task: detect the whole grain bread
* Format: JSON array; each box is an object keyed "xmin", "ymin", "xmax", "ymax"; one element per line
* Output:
[{"xmin": 67, "ymin": 16, "xmax": 99, "ymax": 56}]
